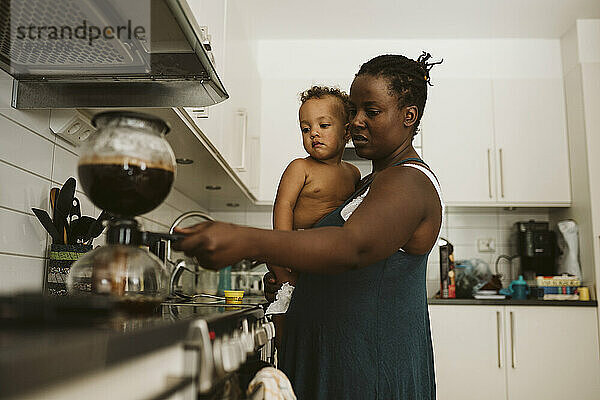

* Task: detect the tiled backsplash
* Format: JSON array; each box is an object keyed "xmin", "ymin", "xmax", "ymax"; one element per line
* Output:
[
  {"xmin": 0, "ymin": 71, "xmax": 207, "ymax": 294},
  {"xmin": 213, "ymin": 207, "xmax": 551, "ymax": 297}
]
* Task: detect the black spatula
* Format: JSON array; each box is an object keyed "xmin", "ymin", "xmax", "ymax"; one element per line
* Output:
[{"xmin": 32, "ymin": 208, "xmax": 61, "ymax": 243}]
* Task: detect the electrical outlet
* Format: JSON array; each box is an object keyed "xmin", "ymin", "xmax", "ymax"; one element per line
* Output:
[
  {"xmin": 49, "ymin": 110, "xmax": 95, "ymax": 146},
  {"xmin": 477, "ymin": 238, "xmax": 496, "ymax": 253}
]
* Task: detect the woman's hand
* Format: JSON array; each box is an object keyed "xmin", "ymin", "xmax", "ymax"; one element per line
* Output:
[{"xmin": 172, "ymin": 221, "xmax": 253, "ymax": 270}]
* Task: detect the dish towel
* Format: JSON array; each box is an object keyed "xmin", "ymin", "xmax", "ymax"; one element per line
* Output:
[
  {"xmin": 247, "ymin": 367, "xmax": 297, "ymax": 400},
  {"xmin": 265, "ymin": 282, "xmax": 294, "ymax": 315}
]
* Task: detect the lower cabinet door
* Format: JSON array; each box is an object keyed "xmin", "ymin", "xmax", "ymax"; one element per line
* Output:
[
  {"xmin": 429, "ymin": 305, "xmax": 507, "ymax": 400},
  {"xmin": 506, "ymin": 306, "xmax": 600, "ymax": 400}
]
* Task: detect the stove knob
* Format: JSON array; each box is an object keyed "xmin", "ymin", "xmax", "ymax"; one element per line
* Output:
[
  {"xmin": 254, "ymin": 326, "xmax": 268, "ymax": 347},
  {"xmin": 241, "ymin": 331, "xmax": 255, "ymax": 354},
  {"xmin": 263, "ymin": 322, "xmax": 274, "ymax": 341},
  {"xmin": 212, "ymin": 338, "xmax": 226, "ymax": 377},
  {"xmin": 231, "ymin": 336, "xmax": 247, "ymax": 364},
  {"xmin": 221, "ymin": 338, "xmax": 240, "ymax": 373}
]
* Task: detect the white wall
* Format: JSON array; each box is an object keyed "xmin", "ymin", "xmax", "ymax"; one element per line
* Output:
[{"xmin": 0, "ymin": 70, "xmax": 208, "ymax": 295}]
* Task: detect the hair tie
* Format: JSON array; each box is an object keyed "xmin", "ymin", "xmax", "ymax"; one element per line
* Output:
[{"xmin": 417, "ymin": 51, "xmax": 443, "ymax": 86}]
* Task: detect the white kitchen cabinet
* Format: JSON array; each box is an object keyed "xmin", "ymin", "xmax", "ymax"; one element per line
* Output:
[
  {"xmin": 421, "ymin": 78, "xmax": 571, "ymax": 206},
  {"xmin": 219, "ymin": 0, "xmax": 262, "ymax": 195},
  {"xmin": 429, "ymin": 305, "xmax": 600, "ymax": 400},
  {"xmin": 505, "ymin": 306, "xmax": 600, "ymax": 400},
  {"xmin": 421, "ymin": 79, "xmax": 497, "ymax": 205},
  {"xmin": 429, "ymin": 305, "xmax": 507, "ymax": 400},
  {"xmin": 180, "ymin": 0, "xmax": 262, "ymax": 200},
  {"xmin": 492, "ymin": 79, "xmax": 571, "ymax": 205},
  {"xmin": 182, "ymin": 0, "xmax": 227, "ymax": 154}
]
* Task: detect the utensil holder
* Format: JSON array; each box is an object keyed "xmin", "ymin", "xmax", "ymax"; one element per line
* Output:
[{"xmin": 46, "ymin": 244, "xmax": 92, "ymax": 296}]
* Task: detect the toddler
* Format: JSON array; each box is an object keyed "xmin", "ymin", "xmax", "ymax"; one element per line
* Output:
[{"xmin": 267, "ymin": 86, "xmax": 360, "ymax": 313}]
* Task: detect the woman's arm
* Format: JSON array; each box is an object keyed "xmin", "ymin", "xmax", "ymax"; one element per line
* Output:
[{"xmin": 175, "ymin": 166, "xmax": 434, "ymax": 274}]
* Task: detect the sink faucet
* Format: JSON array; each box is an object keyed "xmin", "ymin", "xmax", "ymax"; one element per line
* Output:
[
  {"xmin": 166, "ymin": 211, "xmax": 215, "ymax": 298},
  {"xmin": 166, "ymin": 211, "xmax": 215, "ymax": 266},
  {"xmin": 495, "ymin": 254, "xmax": 517, "ymax": 282}
]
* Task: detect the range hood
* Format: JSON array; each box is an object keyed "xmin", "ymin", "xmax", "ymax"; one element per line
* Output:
[{"xmin": 0, "ymin": 0, "xmax": 228, "ymax": 109}]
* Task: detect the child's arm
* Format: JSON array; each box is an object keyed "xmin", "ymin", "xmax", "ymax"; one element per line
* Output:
[
  {"xmin": 270, "ymin": 159, "xmax": 307, "ymax": 284},
  {"xmin": 273, "ymin": 159, "xmax": 306, "ymax": 230}
]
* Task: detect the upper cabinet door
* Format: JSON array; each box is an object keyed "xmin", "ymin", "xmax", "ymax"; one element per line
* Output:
[
  {"xmin": 421, "ymin": 79, "xmax": 497, "ymax": 205},
  {"xmin": 492, "ymin": 79, "xmax": 571, "ymax": 205}
]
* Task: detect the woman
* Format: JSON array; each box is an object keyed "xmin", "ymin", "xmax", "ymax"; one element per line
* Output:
[{"xmin": 174, "ymin": 52, "xmax": 443, "ymax": 399}]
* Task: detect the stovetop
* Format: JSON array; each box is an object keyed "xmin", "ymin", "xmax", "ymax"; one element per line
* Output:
[{"xmin": 0, "ymin": 294, "xmax": 269, "ymax": 399}]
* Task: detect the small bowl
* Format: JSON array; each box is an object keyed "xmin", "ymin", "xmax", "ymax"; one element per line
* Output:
[{"xmin": 223, "ymin": 290, "xmax": 244, "ymax": 305}]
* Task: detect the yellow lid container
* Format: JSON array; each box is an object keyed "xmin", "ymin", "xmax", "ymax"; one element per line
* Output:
[{"xmin": 223, "ymin": 290, "xmax": 244, "ymax": 305}]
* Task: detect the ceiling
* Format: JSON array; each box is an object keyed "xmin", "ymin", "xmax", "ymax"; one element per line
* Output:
[{"xmin": 233, "ymin": 0, "xmax": 600, "ymax": 40}]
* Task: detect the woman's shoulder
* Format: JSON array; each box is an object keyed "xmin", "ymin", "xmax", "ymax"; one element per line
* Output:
[{"xmin": 370, "ymin": 163, "xmax": 441, "ymax": 207}]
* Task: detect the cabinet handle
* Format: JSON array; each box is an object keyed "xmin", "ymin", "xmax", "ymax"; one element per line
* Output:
[
  {"xmin": 496, "ymin": 311, "xmax": 502, "ymax": 368},
  {"xmin": 232, "ymin": 109, "xmax": 247, "ymax": 171},
  {"xmin": 499, "ymin": 148, "xmax": 505, "ymax": 198},
  {"xmin": 510, "ymin": 311, "xmax": 516, "ymax": 368},
  {"xmin": 487, "ymin": 149, "xmax": 493, "ymax": 198}
]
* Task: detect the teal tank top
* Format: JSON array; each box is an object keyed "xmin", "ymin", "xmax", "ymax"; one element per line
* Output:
[{"xmin": 281, "ymin": 158, "xmax": 437, "ymax": 399}]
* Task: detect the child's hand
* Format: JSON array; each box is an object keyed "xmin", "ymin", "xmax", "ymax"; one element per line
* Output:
[{"xmin": 263, "ymin": 271, "xmax": 281, "ymax": 302}]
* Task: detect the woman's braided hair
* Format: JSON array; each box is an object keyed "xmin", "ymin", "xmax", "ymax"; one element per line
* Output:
[{"xmin": 356, "ymin": 52, "xmax": 443, "ymax": 132}]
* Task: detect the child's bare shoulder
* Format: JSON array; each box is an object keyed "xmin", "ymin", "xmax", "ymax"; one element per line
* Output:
[
  {"xmin": 341, "ymin": 161, "xmax": 362, "ymax": 183},
  {"xmin": 288, "ymin": 156, "xmax": 323, "ymax": 171},
  {"xmin": 284, "ymin": 157, "xmax": 311, "ymax": 173}
]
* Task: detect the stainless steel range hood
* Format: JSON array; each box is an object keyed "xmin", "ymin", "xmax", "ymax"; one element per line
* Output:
[{"xmin": 0, "ymin": 0, "xmax": 228, "ymax": 109}]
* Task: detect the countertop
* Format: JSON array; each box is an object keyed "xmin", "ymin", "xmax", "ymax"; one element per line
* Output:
[
  {"xmin": 428, "ymin": 298, "xmax": 597, "ymax": 306},
  {"xmin": 0, "ymin": 295, "xmax": 267, "ymax": 399}
]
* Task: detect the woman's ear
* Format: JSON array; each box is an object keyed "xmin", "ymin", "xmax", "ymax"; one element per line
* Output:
[
  {"xmin": 344, "ymin": 123, "xmax": 351, "ymax": 143},
  {"xmin": 403, "ymin": 106, "xmax": 419, "ymax": 128}
]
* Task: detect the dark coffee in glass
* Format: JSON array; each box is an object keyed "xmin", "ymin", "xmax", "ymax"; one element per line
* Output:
[{"xmin": 79, "ymin": 156, "xmax": 174, "ymax": 217}]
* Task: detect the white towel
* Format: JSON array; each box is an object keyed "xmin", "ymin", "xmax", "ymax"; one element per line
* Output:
[
  {"xmin": 247, "ymin": 367, "xmax": 297, "ymax": 400},
  {"xmin": 265, "ymin": 282, "xmax": 295, "ymax": 315}
]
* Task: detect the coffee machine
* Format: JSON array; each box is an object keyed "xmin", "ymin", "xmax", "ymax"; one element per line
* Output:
[
  {"xmin": 514, "ymin": 220, "xmax": 557, "ymax": 278},
  {"xmin": 67, "ymin": 111, "xmax": 182, "ymax": 311}
]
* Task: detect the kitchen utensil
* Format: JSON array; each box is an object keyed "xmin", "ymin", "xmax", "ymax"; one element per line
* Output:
[
  {"xmin": 55, "ymin": 178, "xmax": 76, "ymax": 245},
  {"xmin": 86, "ymin": 210, "xmax": 108, "ymax": 243},
  {"xmin": 68, "ymin": 112, "xmax": 176, "ymax": 309},
  {"xmin": 49, "ymin": 188, "xmax": 59, "ymax": 212},
  {"xmin": 50, "ymin": 187, "xmax": 61, "ymax": 242},
  {"xmin": 70, "ymin": 217, "xmax": 94, "ymax": 244},
  {"xmin": 69, "ymin": 198, "xmax": 81, "ymax": 224},
  {"xmin": 78, "ymin": 111, "xmax": 175, "ymax": 217},
  {"xmin": 31, "ymin": 208, "xmax": 61, "ymax": 243},
  {"xmin": 73, "ymin": 216, "xmax": 95, "ymax": 244}
]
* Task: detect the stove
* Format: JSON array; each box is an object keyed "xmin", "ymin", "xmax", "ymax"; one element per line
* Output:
[
  {"xmin": 170, "ymin": 302, "xmax": 275, "ymax": 398},
  {"xmin": 0, "ymin": 295, "xmax": 275, "ymax": 400}
]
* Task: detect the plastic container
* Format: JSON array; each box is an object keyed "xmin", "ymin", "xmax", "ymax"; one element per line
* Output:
[
  {"xmin": 500, "ymin": 275, "xmax": 529, "ymax": 300},
  {"xmin": 223, "ymin": 290, "xmax": 244, "ymax": 305},
  {"xmin": 217, "ymin": 266, "xmax": 232, "ymax": 295}
]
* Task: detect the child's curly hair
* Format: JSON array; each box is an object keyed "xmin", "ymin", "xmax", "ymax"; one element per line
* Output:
[{"xmin": 299, "ymin": 86, "xmax": 350, "ymax": 122}]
